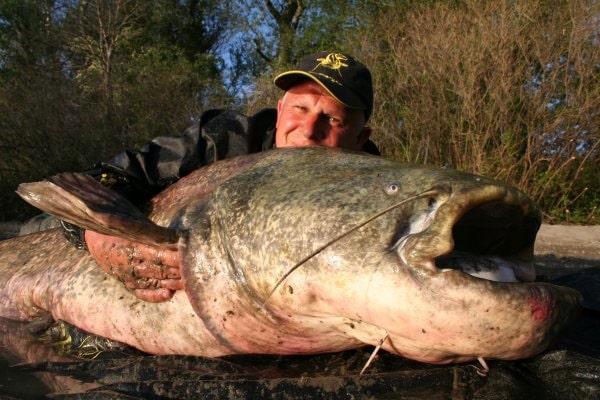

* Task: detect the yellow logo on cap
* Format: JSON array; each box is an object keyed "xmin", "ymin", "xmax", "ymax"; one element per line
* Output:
[{"xmin": 314, "ymin": 53, "xmax": 349, "ymax": 77}]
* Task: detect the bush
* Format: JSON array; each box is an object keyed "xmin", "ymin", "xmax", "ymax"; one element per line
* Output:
[{"xmin": 351, "ymin": 0, "xmax": 599, "ymax": 224}]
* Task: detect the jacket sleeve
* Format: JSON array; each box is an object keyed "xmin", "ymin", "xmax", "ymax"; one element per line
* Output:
[
  {"xmin": 87, "ymin": 109, "xmax": 274, "ymax": 206},
  {"xmin": 88, "ymin": 109, "xmax": 228, "ymax": 205}
]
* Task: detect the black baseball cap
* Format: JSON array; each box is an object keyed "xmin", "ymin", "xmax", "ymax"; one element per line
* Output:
[{"xmin": 274, "ymin": 51, "xmax": 373, "ymax": 121}]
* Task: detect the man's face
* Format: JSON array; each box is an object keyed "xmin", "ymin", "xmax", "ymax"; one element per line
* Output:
[{"xmin": 275, "ymin": 80, "xmax": 371, "ymax": 150}]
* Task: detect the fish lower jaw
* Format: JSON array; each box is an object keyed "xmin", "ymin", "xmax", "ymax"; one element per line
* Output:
[
  {"xmin": 396, "ymin": 243, "xmax": 536, "ymax": 284},
  {"xmin": 437, "ymin": 255, "xmax": 537, "ymax": 283},
  {"xmin": 377, "ymin": 330, "xmax": 510, "ymax": 364},
  {"xmin": 385, "ymin": 349, "xmax": 479, "ymax": 365},
  {"xmin": 384, "ymin": 347, "xmax": 537, "ymax": 365},
  {"xmin": 379, "ymin": 323, "xmax": 555, "ymax": 365}
]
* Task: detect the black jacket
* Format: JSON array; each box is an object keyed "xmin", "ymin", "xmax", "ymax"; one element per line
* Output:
[{"xmin": 91, "ymin": 108, "xmax": 380, "ymax": 205}]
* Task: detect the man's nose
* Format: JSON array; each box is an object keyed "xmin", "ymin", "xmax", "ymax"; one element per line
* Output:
[{"xmin": 301, "ymin": 113, "xmax": 326, "ymax": 140}]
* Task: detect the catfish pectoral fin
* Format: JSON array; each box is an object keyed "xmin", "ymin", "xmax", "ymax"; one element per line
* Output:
[{"xmin": 17, "ymin": 173, "xmax": 178, "ymax": 246}]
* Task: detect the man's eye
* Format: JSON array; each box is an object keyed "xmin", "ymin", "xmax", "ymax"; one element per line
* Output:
[{"xmin": 328, "ymin": 116, "xmax": 341, "ymax": 125}]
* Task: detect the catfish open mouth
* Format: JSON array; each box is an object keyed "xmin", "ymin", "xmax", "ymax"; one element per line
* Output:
[{"xmin": 398, "ymin": 191, "xmax": 542, "ymax": 284}]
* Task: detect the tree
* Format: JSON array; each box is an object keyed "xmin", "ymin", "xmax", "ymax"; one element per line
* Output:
[
  {"xmin": 355, "ymin": 0, "xmax": 599, "ymax": 223},
  {"xmin": 0, "ymin": 0, "xmax": 83, "ymax": 220},
  {"xmin": 65, "ymin": 0, "xmax": 144, "ymax": 122},
  {"xmin": 223, "ymin": 0, "xmax": 378, "ymax": 103},
  {"xmin": 0, "ymin": 0, "xmax": 231, "ymax": 220},
  {"xmin": 63, "ymin": 0, "xmax": 231, "ymax": 145}
]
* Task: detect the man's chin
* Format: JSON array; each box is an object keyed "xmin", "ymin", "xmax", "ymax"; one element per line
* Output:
[{"xmin": 278, "ymin": 142, "xmax": 318, "ymax": 148}]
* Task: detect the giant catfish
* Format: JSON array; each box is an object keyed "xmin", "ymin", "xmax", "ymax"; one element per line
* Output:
[{"xmin": 0, "ymin": 147, "xmax": 581, "ymax": 366}]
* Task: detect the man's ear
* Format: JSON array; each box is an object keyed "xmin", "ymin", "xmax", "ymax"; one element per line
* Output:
[{"xmin": 275, "ymin": 98, "xmax": 284, "ymax": 129}]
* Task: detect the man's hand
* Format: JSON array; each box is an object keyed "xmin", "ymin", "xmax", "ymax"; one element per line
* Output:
[{"xmin": 84, "ymin": 230, "xmax": 182, "ymax": 302}]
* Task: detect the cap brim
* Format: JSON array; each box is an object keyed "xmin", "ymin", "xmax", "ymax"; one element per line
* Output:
[{"xmin": 274, "ymin": 71, "xmax": 367, "ymax": 111}]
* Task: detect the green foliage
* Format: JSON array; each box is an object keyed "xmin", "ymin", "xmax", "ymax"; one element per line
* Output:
[
  {"xmin": 225, "ymin": 0, "xmax": 379, "ymax": 100},
  {"xmin": 0, "ymin": 0, "xmax": 230, "ymax": 220},
  {"xmin": 0, "ymin": 0, "xmax": 597, "ymax": 224},
  {"xmin": 349, "ymin": 0, "xmax": 599, "ymax": 224},
  {"xmin": 62, "ymin": 0, "xmax": 231, "ymax": 145}
]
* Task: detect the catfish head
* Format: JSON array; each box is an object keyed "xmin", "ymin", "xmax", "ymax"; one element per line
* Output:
[
  {"xmin": 179, "ymin": 147, "xmax": 581, "ymax": 364},
  {"xmin": 14, "ymin": 147, "xmax": 580, "ymax": 364}
]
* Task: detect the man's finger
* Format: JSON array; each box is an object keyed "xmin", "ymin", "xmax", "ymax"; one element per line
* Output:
[
  {"xmin": 124, "ymin": 278, "xmax": 157, "ymax": 290},
  {"xmin": 123, "ymin": 277, "xmax": 183, "ymax": 291},
  {"xmin": 160, "ymin": 278, "xmax": 184, "ymax": 290},
  {"xmin": 132, "ymin": 288, "xmax": 175, "ymax": 303},
  {"xmin": 85, "ymin": 230, "xmax": 181, "ymax": 281},
  {"xmin": 128, "ymin": 264, "xmax": 181, "ymax": 280}
]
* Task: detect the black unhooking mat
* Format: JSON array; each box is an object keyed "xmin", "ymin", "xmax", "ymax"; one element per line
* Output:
[{"xmin": 1, "ymin": 261, "xmax": 598, "ymax": 400}]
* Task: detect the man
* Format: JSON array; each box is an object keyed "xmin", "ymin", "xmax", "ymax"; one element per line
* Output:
[{"xmin": 78, "ymin": 51, "xmax": 379, "ymax": 302}]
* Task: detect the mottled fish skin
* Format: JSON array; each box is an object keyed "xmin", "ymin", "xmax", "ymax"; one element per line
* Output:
[
  {"xmin": 1, "ymin": 147, "xmax": 581, "ymax": 363},
  {"xmin": 0, "ymin": 230, "xmax": 229, "ymax": 356}
]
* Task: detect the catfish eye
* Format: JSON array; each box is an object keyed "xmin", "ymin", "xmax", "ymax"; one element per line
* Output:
[{"xmin": 384, "ymin": 183, "xmax": 400, "ymax": 195}]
